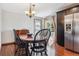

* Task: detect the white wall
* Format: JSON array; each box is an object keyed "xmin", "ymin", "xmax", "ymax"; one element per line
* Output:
[
  {"xmin": 1, "ymin": 10, "xmax": 34, "ymax": 44},
  {"xmin": 2, "ymin": 11, "xmax": 33, "ymax": 32},
  {"xmin": 0, "ymin": 4, "xmax": 2, "ymax": 49}
]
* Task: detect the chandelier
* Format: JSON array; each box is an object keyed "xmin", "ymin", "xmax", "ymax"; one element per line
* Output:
[{"xmin": 25, "ymin": 3, "xmax": 35, "ymax": 18}]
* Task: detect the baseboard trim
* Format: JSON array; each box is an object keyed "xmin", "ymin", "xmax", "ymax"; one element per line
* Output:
[{"xmin": 2, "ymin": 42, "xmax": 16, "ymax": 46}]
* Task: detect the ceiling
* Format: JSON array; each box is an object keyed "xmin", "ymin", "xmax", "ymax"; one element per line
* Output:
[{"xmin": 1, "ymin": 3, "xmax": 72, "ymax": 17}]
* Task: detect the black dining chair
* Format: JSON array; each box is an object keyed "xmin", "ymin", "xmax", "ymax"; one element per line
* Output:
[
  {"xmin": 30, "ymin": 29, "xmax": 51, "ymax": 56},
  {"xmin": 13, "ymin": 29, "xmax": 27, "ymax": 56}
]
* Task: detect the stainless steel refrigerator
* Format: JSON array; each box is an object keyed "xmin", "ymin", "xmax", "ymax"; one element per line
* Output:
[{"xmin": 64, "ymin": 13, "xmax": 79, "ymax": 53}]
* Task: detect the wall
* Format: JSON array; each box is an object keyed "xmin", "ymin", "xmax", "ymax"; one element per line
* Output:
[
  {"xmin": 44, "ymin": 16, "xmax": 56, "ymax": 46},
  {"xmin": 1, "ymin": 10, "xmax": 35, "ymax": 44},
  {"xmin": 1, "ymin": 10, "xmax": 56, "ymax": 44},
  {"xmin": 0, "ymin": 5, "xmax": 2, "ymax": 49}
]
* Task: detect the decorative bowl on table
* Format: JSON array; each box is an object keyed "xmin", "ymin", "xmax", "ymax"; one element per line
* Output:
[{"xmin": 27, "ymin": 33, "xmax": 32, "ymax": 38}]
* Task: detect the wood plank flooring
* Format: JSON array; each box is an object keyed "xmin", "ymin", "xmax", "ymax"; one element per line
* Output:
[
  {"xmin": 0, "ymin": 43, "xmax": 55, "ymax": 56},
  {"xmin": 1, "ymin": 43, "xmax": 16, "ymax": 56},
  {"xmin": 55, "ymin": 43, "xmax": 79, "ymax": 56}
]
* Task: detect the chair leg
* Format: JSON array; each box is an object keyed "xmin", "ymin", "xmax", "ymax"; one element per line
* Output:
[
  {"xmin": 30, "ymin": 51, "xmax": 36, "ymax": 56},
  {"xmin": 30, "ymin": 51, "xmax": 33, "ymax": 56},
  {"xmin": 15, "ymin": 50, "xmax": 17, "ymax": 56},
  {"xmin": 35, "ymin": 53, "xmax": 36, "ymax": 56},
  {"xmin": 15, "ymin": 48, "xmax": 19, "ymax": 56},
  {"xmin": 45, "ymin": 51, "xmax": 48, "ymax": 56},
  {"xmin": 41, "ymin": 52, "xmax": 43, "ymax": 56},
  {"xmin": 17, "ymin": 49, "xmax": 20, "ymax": 56},
  {"xmin": 15, "ymin": 48, "xmax": 23, "ymax": 56},
  {"xmin": 22, "ymin": 48, "xmax": 24, "ymax": 56},
  {"xmin": 18, "ymin": 48, "xmax": 21, "ymax": 56},
  {"xmin": 36, "ymin": 53, "xmax": 38, "ymax": 56}
]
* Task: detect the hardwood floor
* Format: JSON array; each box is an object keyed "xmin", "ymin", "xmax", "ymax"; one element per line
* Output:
[
  {"xmin": 55, "ymin": 44, "xmax": 64, "ymax": 56},
  {"xmin": 2, "ymin": 43, "xmax": 79, "ymax": 56},
  {"xmin": 0, "ymin": 43, "xmax": 55, "ymax": 56},
  {"xmin": 55, "ymin": 43, "xmax": 79, "ymax": 56},
  {"xmin": 1, "ymin": 43, "xmax": 16, "ymax": 56}
]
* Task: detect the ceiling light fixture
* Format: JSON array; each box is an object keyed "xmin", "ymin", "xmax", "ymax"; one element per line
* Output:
[{"xmin": 25, "ymin": 3, "xmax": 35, "ymax": 18}]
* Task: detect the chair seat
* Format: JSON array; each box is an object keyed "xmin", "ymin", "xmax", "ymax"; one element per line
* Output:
[
  {"xmin": 31, "ymin": 46, "xmax": 46, "ymax": 52},
  {"xmin": 31, "ymin": 45, "xmax": 44, "ymax": 49}
]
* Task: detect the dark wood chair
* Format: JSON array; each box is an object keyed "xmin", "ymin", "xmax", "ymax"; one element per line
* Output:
[
  {"xmin": 30, "ymin": 29, "xmax": 51, "ymax": 56},
  {"xmin": 13, "ymin": 29, "xmax": 28, "ymax": 56}
]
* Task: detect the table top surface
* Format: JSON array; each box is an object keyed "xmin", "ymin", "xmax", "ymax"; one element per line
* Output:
[
  {"xmin": 19, "ymin": 35, "xmax": 46, "ymax": 42},
  {"xmin": 20, "ymin": 35, "xmax": 33, "ymax": 41}
]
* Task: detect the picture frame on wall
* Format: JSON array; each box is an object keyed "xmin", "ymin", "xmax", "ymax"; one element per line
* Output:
[{"xmin": 44, "ymin": 16, "xmax": 55, "ymax": 32}]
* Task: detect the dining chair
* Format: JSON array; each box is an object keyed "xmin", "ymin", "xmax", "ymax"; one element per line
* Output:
[
  {"xmin": 30, "ymin": 29, "xmax": 51, "ymax": 56},
  {"xmin": 13, "ymin": 29, "xmax": 27, "ymax": 56}
]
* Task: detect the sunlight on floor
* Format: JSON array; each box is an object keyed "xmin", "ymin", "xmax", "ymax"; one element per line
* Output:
[{"xmin": 47, "ymin": 45, "xmax": 55, "ymax": 56}]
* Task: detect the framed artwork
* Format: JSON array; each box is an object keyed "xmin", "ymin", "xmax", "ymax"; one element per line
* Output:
[{"xmin": 44, "ymin": 17, "xmax": 55, "ymax": 32}]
